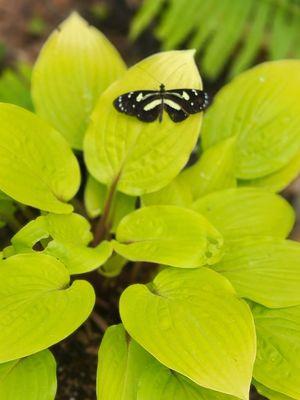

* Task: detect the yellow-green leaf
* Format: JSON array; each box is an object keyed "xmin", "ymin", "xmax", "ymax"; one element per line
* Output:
[
  {"xmin": 32, "ymin": 12, "xmax": 125, "ymax": 149},
  {"xmin": 0, "ymin": 104, "xmax": 80, "ymax": 213},
  {"xmin": 114, "ymin": 205, "xmax": 223, "ymax": 268},
  {"xmin": 0, "ymin": 253, "xmax": 95, "ymax": 362},
  {"xmin": 97, "ymin": 324, "xmax": 154, "ymax": 400},
  {"xmin": 120, "ymin": 267, "xmax": 256, "ymax": 399},
  {"xmin": 10, "ymin": 213, "xmax": 112, "ymax": 274},
  {"xmin": 138, "ymin": 360, "xmax": 238, "ymax": 400},
  {"xmin": 202, "ymin": 60, "xmax": 300, "ymax": 179},
  {"xmin": 141, "ymin": 177, "xmax": 193, "ymax": 207},
  {"xmin": 214, "ymin": 237, "xmax": 300, "ymax": 308},
  {"xmin": 192, "ymin": 188, "xmax": 294, "ymax": 240},
  {"xmin": 253, "ymin": 304, "xmax": 300, "ymax": 399},
  {"xmin": 84, "ymin": 50, "xmax": 203, "ymax": 195},
  {"xmin": 254, "ymin": 380, "xmax": 295, "ymax": 400},
  {"xmin": 0, "ymin": 350, "xmax": 57, "ymax": 400},
  {"xmin": 239, "ymin": 150, "xmax": 300, "ymax": 193},
  {"xmin": 179, "ymin": 137, "xmax": 237, "ymax": 199}
]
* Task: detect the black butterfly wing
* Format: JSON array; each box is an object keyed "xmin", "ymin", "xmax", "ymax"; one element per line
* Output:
[
  {"xmin": 164, "ymin": 89, "xmax": 209, "ymax": 114},
  {"xmin": 113, "ymin": 90, "xmax": 162, "ymax": 122},
  {"xmin": 163, "ymin": 103, "xmax": 188, "ymax": 122}
]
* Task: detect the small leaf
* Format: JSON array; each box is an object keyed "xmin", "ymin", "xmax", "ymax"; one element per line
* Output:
[
  {"xmin": 0, "ymin": 350, "xmax": 57, "ymax": 400},
  {"xmin": 84, "ymin": 175, "xmax": 136, "ymax": 232},
  {"xmin": 0, "ymin": 104, "xmax": 80, "ymax": 213},
  {"xmin": 192, "ymin": 188, "xmax": 294, "ymax": 240},
  {"xmin": 253, "ymin": 304, "xmax": 300, "ymax": 399},
  {"xmin": 32, "ymin": 12, "xmax": 125, "ymax": 149},
  {"xmin": 120, "ymin": 267, "xmax": 256, "ymax": 399},
  {"xmin": 97, "ymin": 324, "xmax": 154, "ymax": 400},
  {"xmin": 141, "ymin": 177, "xmax": 193, "ymax": 207},
  {"xmin": 254, "ymin": 380, "xmax": 295, "ymax": 400},
  {"xmin": 45, "ymin": 240, "xmax": 113, "ymax": 275},
  {"xmin": 214, "ymin": 237, "xmax": 300, "ymax": 308},
  {"xmin": 179, "ymin": 137, "xmax": 236, "ymax": 199},
  {"xmin": 0, "ymin": 253, "xmax": 95, "ymax": 362},
  {"xmin": 202, "ymin": 60, "xmax": 300, "ymax": 179},
  {"xmin": 12, "ymin": 213, "xmax": 92, "ymax": 251},
  {"xmin": 114, "ymin": 205, "xmax": 223, "ymax": 268},
  {"xmin": 84, "ymin": 50, "xmax": 203, "ymax": 195},
  {"xmin": 239, "ymin": 150, "xmax": 300, "ymax": 192},
  {"xmin": 10, "ymin": 213, "xmax": 112, "ymax": 274}
]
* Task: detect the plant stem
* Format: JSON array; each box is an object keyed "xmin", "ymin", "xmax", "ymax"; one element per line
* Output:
[{"xmin": 92, "ymin": 176, "xmax": 119, "ymax": 246}]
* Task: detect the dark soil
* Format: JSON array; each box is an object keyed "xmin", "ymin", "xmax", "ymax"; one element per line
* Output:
[{"xmin": 0, "ymin": 1, "xmax": 299, "ymax": 399}]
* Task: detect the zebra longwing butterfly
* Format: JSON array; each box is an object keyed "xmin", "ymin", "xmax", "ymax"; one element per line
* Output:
[{"xmin": 113, "ymin": 83, "xmax": 210, "ymax": 123}]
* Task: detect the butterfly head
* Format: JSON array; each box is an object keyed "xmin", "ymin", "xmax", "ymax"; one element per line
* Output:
[{"xmin": 159, "ymin": 83, "xmax": 165, "ymax": 92}]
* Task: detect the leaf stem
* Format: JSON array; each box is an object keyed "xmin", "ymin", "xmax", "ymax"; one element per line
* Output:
[{"xmin": 92, "ymin": 176, "xmax": 119, "ymax": 246}]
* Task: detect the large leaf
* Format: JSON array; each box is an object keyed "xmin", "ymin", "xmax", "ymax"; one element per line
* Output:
[
  {"xmin": 239, "ymin": 150, "xmax": 300, "ymax": 192},
  {"xmin": 141, "ymin": 177, "xmax": 193, "ymax": 207},
  {"xmin": 202, "ymin": 61, "xmax": 300, "ymax": 179},
  {"xmin": 254, "ymin": 380, "xmax": 295, "ymax": 400},
  {"xmin": 0, "ymin": 103, "xmax": 80, "ymax": 213},
  {"xmin": 84, "ymin": 50, "xmax": 203, "ymax": 195},
  {"xmin": 192, "ymin": 188, "xmax": 294, "ymax": 240},
  {"xmin": 97, "ymin": 324, "xmax": 154, "ymax": 400},
  {"xmin": 120, "ymin": 267, "xmax": 256, "ymax": 399},
  {"xmin": 114, "ymin": 205, "xmax": 223, "ymax": 268},
  {"xmin": 0, "ymin": 350, "xmax": 57, "ymax": 400},
  {"xmin": 8, "ymin": 213, "xmax": 112, "ymax": 274},
  {"xmin": 253, "ymin": 304, "xmax": 300, "ymax": 399},
  {"xmin": 32, "ymin": 12, "xmax": 125, "ymax": 149},
  {"xmin": 179, "ymin": 136, "xmax": 236, "ymax": 200},
  {"xmin": 0, "ymin": 253, "xmax": 95, "ymax": 362},
  {"xmin": 214, "ymin": 237, "xmax": 300, "ymax": 308}
]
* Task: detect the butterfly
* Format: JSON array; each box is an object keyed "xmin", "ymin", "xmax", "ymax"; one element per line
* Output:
[{"xmin": 113, "ymin": 83, "xmax": 210, "ymax": 123}]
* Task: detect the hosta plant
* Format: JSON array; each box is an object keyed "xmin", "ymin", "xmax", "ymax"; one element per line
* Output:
[{"xmin": 0, "ymin": 11, "xmax": 300, "ymax": 400}]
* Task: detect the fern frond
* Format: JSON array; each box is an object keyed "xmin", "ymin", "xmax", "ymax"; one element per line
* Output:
[{"xmin": 131, "ymin": 0, "xmax": 300, "ymax": 80}]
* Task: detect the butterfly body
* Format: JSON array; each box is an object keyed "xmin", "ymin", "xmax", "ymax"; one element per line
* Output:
[{"xmin": 113, "ymin": 84, "xmax": 209, "ymax": 123}]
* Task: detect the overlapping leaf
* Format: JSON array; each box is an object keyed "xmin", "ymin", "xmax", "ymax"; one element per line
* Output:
[
  {"xmin": 32, "ymin": 12, "xmax": 125, "ymax": 149},
  {"xmin": 254, "ymin": 380, "xmax": 295, "ymax": 400},
  {"xmin": 84, "ymin": 50, "xmax": 203, "ymax": 195},
  {"xmin": 97, "ymin": 324, "xmax": 237, "ymax": 400},
  {"xmin": 120, "ymin": 267, "xmax": 256, "ymax": 399},
  {"xmin": 8, "ymin": 213, "xmax": 112, "ymax": 274},
  {"xmin": 214, "ymin": 237, "xmax": 300, "ymax": 308},
  {"xmin": 0, "ymin": 350, "xmax": 57, "ymax": 400},
  {"xmin": 239, "ymin": 150, "xmax": 300, "ymax": 192},
  {"xmin": 192, "ymin": 188, "xmax": 294, "ymax": 240},
  {"xmin": 114, "ymin": 205, "xmax": 223, "ymax": 268},
  {"xmin": 202, "ymin": 61, "xmax": 300, "ymax": 179},
  {"xmin": 0, "ymin": 253, "xmax": 95, "ymax": 362},
  {"xmin": 253, "ymin": 304, "xmax": 300, "ymax": 399},
  {"xmin": 0, "ymin": 104, "xmax": 80, "ymax": 213},
  {"xmin": 97, "ymin": 324, "xmax": 154, "ymax": 400},
  {"xmin": 179, "ymin": 137, "xmax": 236, "ymax": 199}
]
